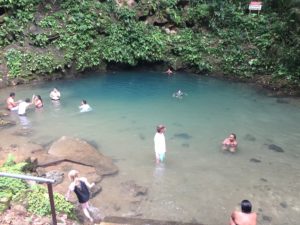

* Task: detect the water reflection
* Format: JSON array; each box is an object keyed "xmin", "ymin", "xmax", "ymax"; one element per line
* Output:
[
  {"xmin": 51, "ymin": 99, "xmax": 61, "ymax": 110},
  {"xmin": 18, "ymin": 115, "xmax": 31, "ymax": 129},
  {"xmin": 153, "ymin": 163, "xmax": 165, "ymax": 180}
]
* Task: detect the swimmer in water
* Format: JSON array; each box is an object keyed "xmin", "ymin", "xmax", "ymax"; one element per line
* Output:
[
  {"xmin": 50, "ymin": 88, "xmax": 61, "ymax": 101},
  {"xmin": 222, "ymin": 133, "xmax": 238, "ymax": 153},
  {"xmin": 165, "ymin": 68, "xmax": 173, "ymax": 75},
  {"xmin": 172, "ymin": 89, "xmax": 185, "ymax": 99},
  {"xmin": 6, "ymin": 92, "xmax": 20, "ymax": 111},
  {"xmin": 79, "ymin": 100, "xmax": 92, "ymax": 113},
  {"xmin": 33, "ymin": 95, "xmax": 43, "ymax": 109}
]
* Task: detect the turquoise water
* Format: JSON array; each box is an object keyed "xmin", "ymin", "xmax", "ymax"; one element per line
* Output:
[{"xmin": 1, "ymin": 71, "xmax": 300, "ymax": 224}]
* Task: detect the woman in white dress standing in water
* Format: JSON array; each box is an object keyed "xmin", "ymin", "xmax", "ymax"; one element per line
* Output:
[{"xmin": 154, "ymin": 125, "xmax": 167, "ymax": 164}]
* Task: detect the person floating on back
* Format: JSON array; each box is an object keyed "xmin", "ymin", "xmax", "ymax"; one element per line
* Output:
[
  {"xmin": 230, "ymin": 200, "xmax": 257, "ymax": 225},
  {"xmin": 6, "ymin": 92, "xmax": 20, "ymax": 111},
  {"xmin": 50, "ymin": 88, "xmax": 61, "ymax": 101},
  {"xmin": 79, "ymin": 100, "xmax": 92, "ymax": 113},
  {"xmin": 154, "ymin": 125, "xmax": 167, "ymax": 164},
  {"xmin": 222, "ymin": 133, "xmax": 238, "ymax": 153},
  {"xmin": 65, "ymin": 170, "xmax": 95, "ymax": 223}
]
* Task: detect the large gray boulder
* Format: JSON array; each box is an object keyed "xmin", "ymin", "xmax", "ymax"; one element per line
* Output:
[{"xmin": 46, "ymin": 136, "xmax": 118, "ymax": 176}]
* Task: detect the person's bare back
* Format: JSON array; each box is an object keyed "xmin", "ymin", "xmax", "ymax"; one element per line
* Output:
[
  {"xmin": 230, "ymin": 211, "xmax": 257, "ymax": 225},
  {"xmin": 230, "ymin": 200, "xmax": 257, "ymax": 225}
]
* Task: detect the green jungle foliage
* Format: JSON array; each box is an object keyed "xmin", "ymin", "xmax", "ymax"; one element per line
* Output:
[
  {"xmin": 0, "ymin": 0, "xmax": 299, "ymax": 89},
  {"xmin": 0, "ymin": 155, "xmax": 75, "ymax": 218}
]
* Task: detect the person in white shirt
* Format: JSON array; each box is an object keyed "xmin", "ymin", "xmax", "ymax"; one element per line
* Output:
[
  {"xmin": 79, "ymin": 100, "xmax": 92, "ymax": 113},
  {"xmin": 154, "ymin": 125, "xmax": 167, "ymax": 164},
  {"xmin": 18, "ymin": 97, "xmax": 33, "ymax": 116},
  {"xmin": 50, "ymin": 88, "xmax": 61, "ymax": 101}
]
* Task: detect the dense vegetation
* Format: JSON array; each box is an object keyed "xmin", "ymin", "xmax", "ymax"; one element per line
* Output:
[
  {"xmin": 0, "ymin": 154, "xmax": 75, "ymax": 218},
  {"xmin": 0, "ymin": 0, "xmax": 299, "ymax": 94}
]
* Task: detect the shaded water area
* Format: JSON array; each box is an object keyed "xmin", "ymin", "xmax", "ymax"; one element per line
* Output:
[{"xmin": 1, "ymin": 71, "xmax": 300, "ymax": 225}]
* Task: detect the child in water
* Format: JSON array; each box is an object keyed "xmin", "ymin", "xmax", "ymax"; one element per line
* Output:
[
  {"xmin": 65, "ymin": 170, "xmax": 95, "ymax": 222},
  {"xmin": 222, "ymin": 133, "xmax": 238, "ymax": 153}
]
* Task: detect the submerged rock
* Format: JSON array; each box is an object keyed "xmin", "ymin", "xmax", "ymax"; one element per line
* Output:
[
  {"xmin": 268, "ymin": 144, "xmax": 284, "ymax": 153},
  {"xmin": 276, "ymin": 98, "xmax": 290, "ymax": 104},
  {"xmin": 173, "ymin": 133, "xmax": 192, "ymax": 139},
  {"xmin": 0, "ymin": 118, "xmax": 16, "ymax": 128},
  {"xmin": 182, "ymin": 143, "xmax": 190, "ymax": 148},
  {"xmin": 250, "ymin": 158, "xmax": 261, "ymax": 163},
  {"xmin": 244, "ymin": 134, "xmax": 256, "ymax": 141},
  {"xmin": 0, "ymin": 111, "xmax": 9, "ymax": 117},
  {"xmin": 121, "ymin": 180, "xmax": 148, "ymax": 197}
]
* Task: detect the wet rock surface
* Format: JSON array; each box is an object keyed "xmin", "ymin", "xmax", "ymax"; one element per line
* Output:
[
  {"xmin": 244, "ymin": 134, "xmax": 256, "ymax": 141},
  {"xmin": 172, "ymin": 133, "xmax": 192, "ymax": 139},
  {"xmin": 47, "ymin": 136, "xmax": 118, "ymax": 176},
  {"xmin": 0, "ymin": 118, "xmax": 16, "ymax": 128},
  {"xmin": 250, "ymin": 158, "xmax": 261, "ymax": 163},
  {"xmin": 268, "ymin": 144, "xmax": 284, "ymax": 153}
]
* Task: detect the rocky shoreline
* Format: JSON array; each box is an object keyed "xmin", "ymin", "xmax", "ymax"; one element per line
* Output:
[
  {"xmin": 0, "ymin": 114, "xmax": 149, "ymax": 224},
  {"xmin": 1, "ymin": 65, "xmax": 300, "ymax": 97}
]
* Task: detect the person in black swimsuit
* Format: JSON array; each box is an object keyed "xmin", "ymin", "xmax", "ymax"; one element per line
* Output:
[{"xmin": 65, "ymin": 170, "xmax": 95, "ymax": 222}]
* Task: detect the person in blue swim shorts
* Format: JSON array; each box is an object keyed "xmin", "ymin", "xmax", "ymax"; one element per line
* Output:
[{"xmin": 154, "ymin": 125, "xmax": 167, "ymax": 164}]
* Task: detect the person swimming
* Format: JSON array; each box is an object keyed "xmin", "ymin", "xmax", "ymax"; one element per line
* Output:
[
  {"xmin": 79, "ymin": 100, "xmax": 92, "ymax": 113},
  {"xmin": 50, "ymin": 88, "xmax": 61, "ymax": 101},
  {"xmin": 33, "ymin": 95, "xmax": 43, "ymax": 109},
  {"xmin": 6, "ymin": 92, "xmax": 20, "ymax": 111},
  {"xmin": 222, "ymin": 133, "xmax": 238, "ymax": 153},
  {"xmin": 172, "ymin": 90, "xmax": 185, "ymax": 99}
]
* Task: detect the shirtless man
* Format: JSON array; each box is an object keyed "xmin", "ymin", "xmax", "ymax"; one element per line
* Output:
[
  {"xmin": 230, "ymin": 200, "xmax": 257, "ymax": 225},
  {"xmin": 6, "ymin": 92, "xmax": 19, "ymax": 111}
]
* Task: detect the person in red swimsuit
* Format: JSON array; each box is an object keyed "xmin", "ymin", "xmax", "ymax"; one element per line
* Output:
[{"xmin": 222, "ymin": 133, "xmax": 238, "ymax": 153}]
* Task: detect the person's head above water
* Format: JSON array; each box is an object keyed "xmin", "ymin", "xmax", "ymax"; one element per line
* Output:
[
  {"xmin": 36, "ymin": 95, "xmax": 42, "ymax": 101},
  {"xmin": 10, "ymin": 92, "xmax": 15, "ymax": 97},
  {"xmin": 156, "ymin": 125, "xmax": 166, "ymax": 133},
  {"xmin": 82, "ymin": 100, "xmax": 87, "ymax": 104},
  {"xmin": 229, "ymin": 133, "xmax": 236, "ymax": 141},
  {"xmin": 241, "ymin": 200, "xmax": 252, "ymax": 214}
]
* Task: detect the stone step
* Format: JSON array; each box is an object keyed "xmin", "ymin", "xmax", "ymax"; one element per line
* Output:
[{"xmin": 98, "ymin": 216, "xmax": 204, "ymax": 225}]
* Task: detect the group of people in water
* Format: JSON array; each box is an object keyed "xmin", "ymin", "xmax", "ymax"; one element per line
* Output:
[
  {"xmin": 153, "ymin": 124, "xmax": 253, "ymax": 224},
  {"xmin": 154, "ymin": 70, "xmax": 251, "ymax": 224},
  {"xmin": 4, "ymin": 71, "xmax": 253, "ymax": 224},
  {"xmin": 5, "ymin": 87, "xmax": 93, "ymax": 116}
]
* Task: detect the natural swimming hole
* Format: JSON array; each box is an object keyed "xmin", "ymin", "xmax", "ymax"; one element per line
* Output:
[{"xmin": 1, "ymin": 71, "xmax": 300, "ymax": 224}]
